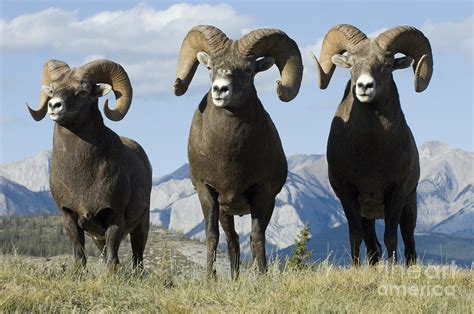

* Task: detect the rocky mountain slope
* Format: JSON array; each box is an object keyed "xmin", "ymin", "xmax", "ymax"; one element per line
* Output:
[{"xmin": 1, "ymin": 141, "xmax": 472, "ymax": 256}]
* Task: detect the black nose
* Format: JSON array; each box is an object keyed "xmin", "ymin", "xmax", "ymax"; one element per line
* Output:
[
  {"xmin": 49, "ymin": 101, "xmax": 62, "ymax": 109},
  {"xmin": 213, "ymin": 85, "xmax": 229, "ymax": 93},
  {"xmin": 357, "ymin": 82, "xmax": 374, "ymax": 90}
]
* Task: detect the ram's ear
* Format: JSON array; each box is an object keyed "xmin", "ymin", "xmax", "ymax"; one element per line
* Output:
[
  {"xmin": 256, "ymin": 57, "xmax": 275, "ymax": 73},
  {"xmin": 331, "ymin": 54, "xmax": 351, "ymax": 68},
  {"xmin": 393, "ymin": 56, "xmax": 413, "ymax": 71},
  {"xmin": 197, "ymin": 52, "xmax": 211, "ymax": 69},
  {"xmin": 94, "ymin": 83, "xmax": 112, "ymax": 97},
  {"xmin": 41, "ymin": 85, "xmax": 53, "ymax": 97}
]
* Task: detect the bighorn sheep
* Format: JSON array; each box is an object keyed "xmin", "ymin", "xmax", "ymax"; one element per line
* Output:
[
  {"xmin": 26, "ymin": 59, "xmax": 152, "ymax": 270},
  {"xmin": 174, "ymin": 25, "xmax": 303, "ymax": 277},
  {"xmin": 312, "ymin": 25, "xmax": 433, "ymax": 265}
]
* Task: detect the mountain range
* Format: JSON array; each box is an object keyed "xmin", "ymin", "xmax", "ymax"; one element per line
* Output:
[{"xmin": 1, "ymin": 141, "xmax": 472, "ymax": 264}]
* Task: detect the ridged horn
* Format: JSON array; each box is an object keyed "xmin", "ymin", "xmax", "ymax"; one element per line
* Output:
[
  {"xmin": 312, "ymin": 24, "xmax": 367, "ymax": 89},
  {"xmin": 26, "ymin": 60, "xmax": 70, "ymax": 121},
  {"xmin": 376, "ymin": 26, "xmax": 433, "ymax": 92},
  {"xmin": 174, "ymin": 25, "xmax": 229, "ymax": 96},
  {"xmin": 81, "ymin": 59, "xmax": 133, "ymax": 121},
  {"xmin": 238, "ymin": 29, "xmax": 303, "ymax": 102}
]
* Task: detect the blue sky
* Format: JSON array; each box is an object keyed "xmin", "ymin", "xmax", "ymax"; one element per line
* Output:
[{"xmin": 1, "ymin": 0, "xmax": 472, "ymax": 177}]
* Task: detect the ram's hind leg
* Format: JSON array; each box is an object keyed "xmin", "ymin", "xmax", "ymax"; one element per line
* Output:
[
  {"xmin": 92, "ymin": 238, "xmax": 106, "ymax": 260},
  {"xmin": 361, "ymin": 218, "xmax": 382, "ymax": 265},
  {"xmin": 130, "ymin": 214, "xmax": 149, "ymax": 270}
]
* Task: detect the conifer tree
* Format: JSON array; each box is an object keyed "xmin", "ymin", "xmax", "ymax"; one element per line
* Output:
[{"xmin": 287, "ymin": 224, "xmax": 313, "ymax": 269}]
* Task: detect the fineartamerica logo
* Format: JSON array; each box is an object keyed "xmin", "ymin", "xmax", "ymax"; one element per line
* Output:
[
  {"xmin": 377, "ymin": 284, "xmax": 456, "ymax": 297},
  {"xmin": 376, "ymin": 264, "xmax": 458, "ymax": 297}
]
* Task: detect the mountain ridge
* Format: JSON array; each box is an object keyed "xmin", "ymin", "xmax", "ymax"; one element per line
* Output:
[{"xmin": 1, "ymin": 141, "xmax": 472, "ymax": 259}]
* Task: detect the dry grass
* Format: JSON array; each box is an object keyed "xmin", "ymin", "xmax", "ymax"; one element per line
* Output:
[{"xmin": 0, "ymin": 254, "xmax": 472, "ymax": 313}]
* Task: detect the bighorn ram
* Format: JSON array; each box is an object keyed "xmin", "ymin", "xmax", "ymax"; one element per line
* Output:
[
  {"xmin": 26, "ymin": 59, "xmax": 152, "ymax": 270},
  {"xmin": 174, "ymin": 25, "xmax": 303, "ymax": 277},
  {"xmin": 312, "ymin": 25, "xmax": 433, "ymax": 265}
]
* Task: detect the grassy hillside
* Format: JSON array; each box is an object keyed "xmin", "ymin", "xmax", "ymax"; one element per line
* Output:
[
  {"xmin": 0, "ymin": 215, "xmax": 472, "ymax": 312},
  {"xmin": 0, "ymin": 255, "xmax": 472, "ymax": 312}
]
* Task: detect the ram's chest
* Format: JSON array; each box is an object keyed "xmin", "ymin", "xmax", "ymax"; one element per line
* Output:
[
  {"xmin": 50, "ymin": 152, "xmax": 129, "ymax": 216},
  {"xmin": 327, "ymin": 110, "xmax": 405, "ymax": 185},
  {"xmin": 189, "ymin": 113, "xmax": 271, "ymax": 191}
]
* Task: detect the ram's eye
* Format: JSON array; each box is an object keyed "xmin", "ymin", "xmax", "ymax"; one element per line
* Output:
[{"xmin": 206, "ymin": 66, "xmax": 211, "ymax": 71}]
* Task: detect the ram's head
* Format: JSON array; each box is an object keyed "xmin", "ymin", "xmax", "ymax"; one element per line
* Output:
[
  {"xmin": 312, "ymin": 25, "xmax": 433, "ymax": 103},
  {"xmin": 27, "ymin": 59, "xmax": 132, "ymax": 125},
  {"xmin": 174, "ymin": 25, "xmax": 303, "ymax": 108}
]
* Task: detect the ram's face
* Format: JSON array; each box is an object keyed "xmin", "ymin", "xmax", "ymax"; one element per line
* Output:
[
  {"xmin": 41, "ymin": 72, "xmax": 111, "ymax": 126},
  {"xmin": 197, "ymin": 51, "xmax": 274, "ymax": 108},
  {"xmin": 331, "ymin": 42, "xmax": 413, "ymax": 103}
]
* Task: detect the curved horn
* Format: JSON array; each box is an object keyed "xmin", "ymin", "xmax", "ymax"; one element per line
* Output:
[
  {"xmin": 238, "ymin": 29, "xmax": 303, "ymax": 102},
  {"xmin": 376, "ymin": 26, "xmax": 433, "ymax": 92},
  {"xmin": 174, "ymin": 25, "xmax": 230, "ymax": 96},
  {"xmin": 81, "ymin": 59, "xmax": 133, "ymax": 121},
  {"xmin": 26, "ymin": 60, "xmax": 69, "ymax": 121},
  {"xmin": 312, "ymin": 24, "xmax": 367, "ymax": 89}
]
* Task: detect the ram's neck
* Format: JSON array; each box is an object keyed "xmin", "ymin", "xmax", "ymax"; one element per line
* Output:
[
  {"xmin": 205, "ymin": 87, "xmax": 263, "ymax": 123},
  {"xmin": 51, "ymin": 106, "xmax": 113, "ymax": 168},
  {"xmin": 57, "ymin": 107, "xmax": 105, "ymax": 144},
  {"xmin": 336, "ymin": 77, "xmax": 404, "ymax": 129}
]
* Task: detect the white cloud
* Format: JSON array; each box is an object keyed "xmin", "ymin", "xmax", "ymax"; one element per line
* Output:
[
  {"xmin": 422, "ymin": 16, "xmax": 473, "ymax": 63},
  {"xmin": 0, "ymin": 3, "xmax": 253, "ymax": 96}
]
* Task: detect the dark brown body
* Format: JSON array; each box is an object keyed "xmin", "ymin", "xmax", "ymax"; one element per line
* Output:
[
  {"xmin": 26, "ymin": 59, "xmax": 150, "ymax": 270},
  {"xmin": 50, "ymin": 105, "xmax": 152, "ymax": 269},
  {"xmin": 327, "ymin": 80, "xmax": 419, "ymax": 265},
  {"xmin": 175, "ymin": 25, "xmax": 302, "ymax": 277},
  {"xmin": 188, "ymin": 92, "xmax": 287, "ymax": 277},
  {"xmin": 313, "ymin": 24, "xmax": 432, "ymax": 266}
]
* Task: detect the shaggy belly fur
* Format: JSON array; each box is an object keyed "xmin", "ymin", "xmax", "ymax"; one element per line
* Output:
[
  {"xmin": 79, "ymin": 215, "xmax": 131, "ymax": 241},
  {"xmin": 218, "ymin": 194, "xmax": 251, "ymax": 216},
  {"xmin": 78, "ymin": 215, "xmax": 107, "ymax": 239},
  {"xmin": 358, "ymin": 193, "xmax": 385, "ymax": 219}
]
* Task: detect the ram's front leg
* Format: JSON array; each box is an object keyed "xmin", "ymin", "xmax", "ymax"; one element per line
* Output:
[
  {"xmin": 60, "ymin": 208, "xmax": 87, "ymax": 270},
  {"xmin": 196, "ymin": 184, "xmax": 219, "ymax": 278},
  {"xmin": 249, "ymin": 184, "xmax": 274, "ymax": 274},
  {"xmin": 336, "ymin": 189, "xmax": 362, "ymax": 266},
  {"xmin": 384, "ymin": 187, "xmax": 405, "ymax": 264},
  {"xmin": 105, "ymin": 211, "xmax": 124, "ymax": 272}
]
